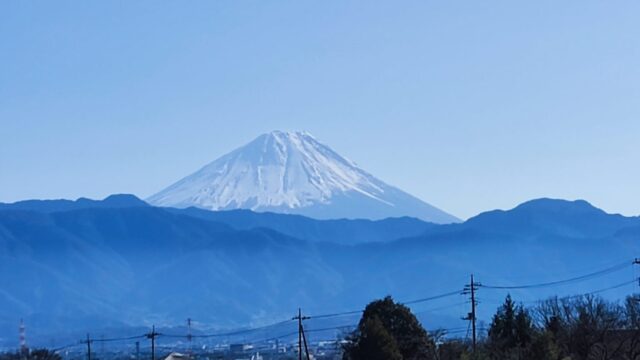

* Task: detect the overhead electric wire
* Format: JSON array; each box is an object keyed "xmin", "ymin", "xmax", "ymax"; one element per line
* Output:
[
  {"xmin": 74, "ymin": 271, "xmax": 637, "ymax": 343},
  {"xmin": 161, "ymin": 318, "xmax": 295, "ymax": 339},
  {"xmin": 481, "ymin": 260, "xmax": 632, "ymax": 290},
  {"xmin": 413, "ymin": 301, "xmax": 469, "ymax": 315},
  {"xmin": 52, "ymin": 342, "xmax": 83, "ymax": 352},
  {"xmin": 306, "ymin": 324, "xmax": 356, "ymax": 334},
  {"xmin": 47, "ymin": 259, "xmax": 640, "ymax": 349},
  {"xmin": 306, "ymin": 288, "xmax": 464, "ymax": 320},
  {"xmin": 94, "ymin": 334, "xmax": 147, "ymax": 342},
  {"xmin": 446, "ymin": 326, "xmax": 487, "ymax": 335},
  {"xmin": 478, "ymin": 278, "xmax": 639, "ymax": 306},
  {"xmin": 251, "ymin": 330, "xmax": 299, "ymax": 344},
  {"xmin": 402, "ymin": 289, "xmax": 462, "ymax": 305},
  {"xmin": 589, "ymin": 277, "xmax": 638, "ymax": 294},
  {"xmin": 308, "ymin": 309, "xmax": 363, "ymax": 319},
  {"xmin": 538, "ymin": 277, "xmax": 639, "ymax": 303}
]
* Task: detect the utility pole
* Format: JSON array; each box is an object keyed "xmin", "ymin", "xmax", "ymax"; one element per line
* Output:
[
  {"xmin": 85, "ymin": 334, "xmax": 92, "ymax": 360},
  {"xmin": 186, "ymin": 318, "xmax": 192, "ymax": 359},
  {"xmin": 146, "ymin": 325, "xmax": 159, "ymax": 360},
  {"xmin": 634, "ymin": 259, "xmax": 640, "ymax": 301},
  {"xmin": 298, "ymin": 309, "xmax": 302, "ymax": 360},
  {"xmin": 292, "ymin": 308, "xmax": 310, "ymax": 360},
  {"xmin": 463, "ymin": 274, "xmax": 481, "ymax": 357},
  {"xmin": 135, "ymin": 341, "xmax": 140, "ymax": 360},
  {"xmin": 301, "ymin": 322, "xmax": 310, "ymax": 360}
]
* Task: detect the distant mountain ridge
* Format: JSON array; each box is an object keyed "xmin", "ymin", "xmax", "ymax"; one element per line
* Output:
[
  {"xmin": 0, "ymin": 194, "xmax": 436, "ymax": 245},
  {"xmin": 0, "ymin": 195, "xmax": 638, "ymax": 347},
  {"xmin": 464, "ymin": 198, "xmax": 638, "ymax": 238},
  {"xmin": 0, "ymin": 194, "xmax": 148, "ymax": 212},
  {"xmin": 170, "ymin": 207, "xmax": 437, "ymax": 245},
  {"xmin": 147, "ymin": 131, "xmax": 460, "ymax": 223}
]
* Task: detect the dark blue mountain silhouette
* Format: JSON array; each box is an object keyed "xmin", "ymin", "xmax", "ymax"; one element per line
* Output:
[
  {"xmin": 170, "ymin": 206, "xmax": 436, "ymax": 245},
  {"xmin": 463, "ymin": 198, "xmax": 637, "ymax": 238},
  {"xmin": 0, "ymin": 194, "xmax": 148, "ymax": 212},
  {"xmin": 0, "ymin": 195, "xmax": 638, "ymax": 347}
]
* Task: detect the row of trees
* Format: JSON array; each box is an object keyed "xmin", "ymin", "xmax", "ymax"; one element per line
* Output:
[
  {"xmin": 343, "ymin": 294, "xmax": 640, "ymax": 360},
  {"xmin": 478, "ymin": 294, "xmax": 640, "ymax": 360}
]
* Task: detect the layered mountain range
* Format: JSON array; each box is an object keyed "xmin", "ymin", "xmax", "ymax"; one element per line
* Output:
[{"xmin": 0, "ymin": 195, "xmax": 638, "ymax": 347}]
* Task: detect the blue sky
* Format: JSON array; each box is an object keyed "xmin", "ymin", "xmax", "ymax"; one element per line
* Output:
[{"xmin": 1, "ymin": 1, "xmax": 639, "ymax": 219}]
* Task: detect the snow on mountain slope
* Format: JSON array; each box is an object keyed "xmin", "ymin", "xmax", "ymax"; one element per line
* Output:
[{"xmin": 147, "ymin": 131, "xmax": 460, "ymax": 223}]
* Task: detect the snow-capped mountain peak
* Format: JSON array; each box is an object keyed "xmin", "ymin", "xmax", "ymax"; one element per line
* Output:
[{"xmin": 147, "ymin": 131, "xmax": 459, "ymax": 223}]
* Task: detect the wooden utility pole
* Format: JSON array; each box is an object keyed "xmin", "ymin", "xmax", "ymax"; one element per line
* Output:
[
  {"xmin": 85, "ymin": 334, "xmax": 92, "ymax": 360},
  {"xmin": 634, "ymin": 259, "xmax": 640, "ymax": 301},
  {"xmin": 146, "ymin": 325, "xmax": 159, "ymax": 360},
  {"xmin": 470, "ymin": 274, "xmax": 477, "ymax": 354},
  {"xmin": 293, "ymin": 308, "xmax": 310, "ymax": 360},
  {"xmin": 463, "ymin": 274, "xmax": 480, "ymax": 357},
  {"xmin": 301, "ymin": 322, "xmax": 310, "ymax": 360},
  {"xmin": 187, "ymin": 318, "xmax": 192, "ymax": 358}
]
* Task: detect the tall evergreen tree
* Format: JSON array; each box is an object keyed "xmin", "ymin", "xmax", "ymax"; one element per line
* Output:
[
  {"xmin": 343, "ymin": 296, "xmax": 435, "ymax": 360},
  {"xmin": 487, "ymin": 295, "xmax": 538, "ymax": 359},
  {"xmin": 344, "ymin": 316, "xmax": 402, "ymax": 360}
]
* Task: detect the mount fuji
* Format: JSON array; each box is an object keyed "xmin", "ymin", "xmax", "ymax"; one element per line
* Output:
[{"xmin": 147, "ymin": 131, "xmax": 460, "ymax": 223}]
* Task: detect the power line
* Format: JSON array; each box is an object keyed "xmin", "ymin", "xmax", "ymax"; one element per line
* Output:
[
  {"xmin": 413, "ymin": 301, "xmax": 469, "ymax": 315},
  {"xmin": 34, "ymin": 258, "xmax": 640, "ymax": 353},
  {"xmin": 308, "ymin": 310, "xmax": 363, "ymax": 319},
  {"xmin": 251, "ymin": 331, "xmax": 299, "ymax": 344},
  {"xmin": 305, "ymin": 288, "xmax": 464, "ymax": 320},
  {"xmin": 402, "ymin": 290, "xmax": 462, "ymax": 305},
  {"xmin": 303, "ymin": 260, "xmax": 636, "ymax": 322},
  {"xmin": 536, "ymin": 277, "xmax": 639, "ymax": 303},
  {"xmin": 246, "ymin": 325, "xmax": 355, "ymax": 346},
  {"xmin": 161, "ymin": 319, "xmax": 295, "ymax": 339},
  {"xmin": 480, "ymin": 260, "xmax": 632, "ymax": 290},
  {"xmin": 305, "ymin": 325, "xmax": 356, "ymax": 334},
  {"xmin": 51, "ymin": 342, "xmax": 83, "ymax": 353},
  {"xmin": 445, "ymin": 327, "xmax": 488, "ymax": 336},
  {"xmin": 482, "ymin": 277, "xmax": 639, "ymax": 306},
  {"xmin": 94, "ymin": 335, "xmax": 147, "ymax": 343}
]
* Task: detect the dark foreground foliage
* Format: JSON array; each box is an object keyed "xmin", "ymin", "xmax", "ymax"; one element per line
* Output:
[
  {"xmin": 343, "ymin": 296, "xmax": 435, "ymax": 360},
  {"xmin": 441, "ymin": 294, "xmax": 640, "ymax": 360},
  {"xmin": 0, "ymin": 349, "xmax": 62, "ymax": 360},
  {"xmin": 345, "ymin": 294, "xmax": 640, "ymax": 360}
]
